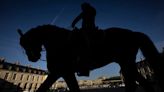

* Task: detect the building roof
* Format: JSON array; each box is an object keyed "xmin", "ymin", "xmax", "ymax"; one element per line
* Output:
[{"xmin": 0, "ymin": 58, "xmax": 48, "ymax": 75}]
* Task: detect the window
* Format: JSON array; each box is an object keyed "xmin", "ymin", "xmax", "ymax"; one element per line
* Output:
[
  {"xmin": 27, "ymin": 75, "xmax": 30, "ymax": 81},
  {"xmin": 4, "ymin": 73, "xmax": 9, "ymax": 80},
  {"xmin": 24, "ymin": 83, "xmax": 27, "ymax": 89},
  {"xmin": 13, "ymin": 73, "xmax": 17, "ymax": 80},
  {"xmin": 18, "ymin": 83, "xmax": 21, "ymax": 87},
  {"xmin": 29, "ymin": 83, "xmax": 32, "ymax": 90},
  {"xmin": 32, "ymin": 76, "xmax": 34, "ymax": 81},
  {"xmin": 20, "ymin": 74, "xmax": 23, "ymax": 80},
  {"xmin": 41, "ymin": 76, "xmax": 44, "ymax": 81},
  {"xmin": 34, "ymin": 83, "xmax": 37, "ymax": 89},
  {"xmin": 37, "ymin": 76, "xmax": 39, "ymax": 81}
]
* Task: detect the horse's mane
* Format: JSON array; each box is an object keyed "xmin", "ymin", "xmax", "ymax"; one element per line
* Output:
[
  {"xmin": 24, "ymin": 24, "xmax": 70, "ymax": 37},
  {"xmin": 26, "ymin": 24, "xmax": 69, "ymax": 35}
]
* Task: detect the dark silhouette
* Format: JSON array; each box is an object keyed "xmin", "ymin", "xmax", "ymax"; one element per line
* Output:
[
  {"xmin": 71, "ymin": 2, "xmax": 96, "ymax": 30},
  {"xmin": 71, "ymin": 2, "xmax": 97, "ymax": 76},
  {"xmin": 17, "ymin": 24, "xmax": 162, "ymax": 92}
]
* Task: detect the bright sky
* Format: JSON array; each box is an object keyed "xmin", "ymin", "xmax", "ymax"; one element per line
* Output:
[{"xmin": 0, "ymin": 0, "xmax": 164, "ymax": 80}]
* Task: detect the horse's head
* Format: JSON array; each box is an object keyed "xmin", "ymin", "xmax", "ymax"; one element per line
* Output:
[{"xmin": 18, "ymin": 29, "xmax": 42, "ymax": 62}]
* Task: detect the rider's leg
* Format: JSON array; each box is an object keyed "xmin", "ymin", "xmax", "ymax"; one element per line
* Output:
[{"xmin": 77, "ymin": 30, "xmax": 91, "ymax": 76}]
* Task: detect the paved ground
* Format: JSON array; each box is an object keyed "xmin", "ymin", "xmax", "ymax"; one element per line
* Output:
[
  {"xmin": 81, "ymin": 87, "xmax": 125, "ymax": 92},
  {"xmin": 81, "ymin": 87, "xmax": 152, "ymax": 92},
  {"xmin": 80, "ymin": 83, "xmax": 162, "ymax": 92}
]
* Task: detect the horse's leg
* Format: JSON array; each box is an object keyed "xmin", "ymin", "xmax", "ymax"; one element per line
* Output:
[
  {"xmin": 126, "ymin": 54, "xmax": 155, "ymax": 92},
  {"xmin": 120, "ymin": 57, "xmax": 155, "ymax": 92},
  {"xmin": 36, "ymin": 73, "xmax": 59, "ymax": 92},
  {"xmin": 136, "ymin": 32, "xmax": 164, "ymax": 91},
  {"xmin": 136, "ymin": 72, "xmax": 155, "ymax": 92},
  {"xmin": 63, "ymin": 73, "xmax": 80, "ymax": 92},
  {"xmin": 119, "ymin": 59, "xmax": 137, "ymax": 92}
]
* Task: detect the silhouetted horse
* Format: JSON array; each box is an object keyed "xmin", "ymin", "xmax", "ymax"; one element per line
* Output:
[{"xmin": 18, "ymin": 24, "xmax": 161, "ymax": 92}]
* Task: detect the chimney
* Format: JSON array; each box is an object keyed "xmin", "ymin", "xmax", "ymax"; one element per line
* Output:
[
  {"xmin": 27, "ymin": 64, "xmax": 32, "ymax": 68},
  {"xmin": 0, "ymin": 57, "xmax": 5, "ymax": 63},
  {"xmin": 15, "ymin": 61, "xmax": 20, "ymax": 65},
  {"xmin": 38, "ymin": 66, "xmax": 41, "ymax": 70},
  {"xmin": 162, "ymin": 47, "xmax": 164, "ymax": 54}
]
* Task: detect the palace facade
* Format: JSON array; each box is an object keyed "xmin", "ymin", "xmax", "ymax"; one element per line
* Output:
[
  {"xmin": 0, "ymin": 57, "xmax": 124, "ymax": 92},
  {"xmin": 0, "ymin": 58, "xmax": 47, "ymax": 92}
]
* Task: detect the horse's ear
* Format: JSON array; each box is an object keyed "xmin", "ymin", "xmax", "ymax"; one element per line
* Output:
[{"xmin": 17, "ymin": 29, "xmax": 24, "ymax": 36}]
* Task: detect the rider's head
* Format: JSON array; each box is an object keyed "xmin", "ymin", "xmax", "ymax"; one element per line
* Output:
[{"xmin": 81, "ymin": 2, "xmax": 91, "ymax": 11}]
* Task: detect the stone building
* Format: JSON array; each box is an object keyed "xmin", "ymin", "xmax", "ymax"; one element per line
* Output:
[
  {"xmin": 2, "ymin": 50, "xmax": 160, "ymax": 92},
  {"xmin": 0, "ymin": 58, "xmax": 47, "ymax": 92},
  {"xmin": 0, "ymin": 57, "xmax": 124, "ymax": 92}
]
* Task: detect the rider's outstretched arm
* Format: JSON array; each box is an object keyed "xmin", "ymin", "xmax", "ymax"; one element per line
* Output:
[{"xmin": 71, "ymin": 13, "xmax": 82, "ymax": 28}]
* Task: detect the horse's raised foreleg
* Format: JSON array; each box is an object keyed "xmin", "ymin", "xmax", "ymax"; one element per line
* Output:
[
  {"xmin": 36, "ymin": 73, "xmax": 59, "ymax": 92},
  {"xmin": 63, "ymin": 73, "xmax": 80, "ymax": 92}
]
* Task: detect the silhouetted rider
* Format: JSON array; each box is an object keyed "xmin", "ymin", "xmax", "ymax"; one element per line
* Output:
[
  {"xmin": 71, "ymin": 2, "xmax": 96, "ymax": 30},
  {"xmin": 71, "ymin": 2, "xmax": 97, "ymax": 76}
]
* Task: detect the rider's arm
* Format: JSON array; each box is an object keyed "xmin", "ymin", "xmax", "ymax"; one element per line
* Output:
[{"xmin": 71, "ymin": 13, "xmax": 83, "ymax": 28}]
